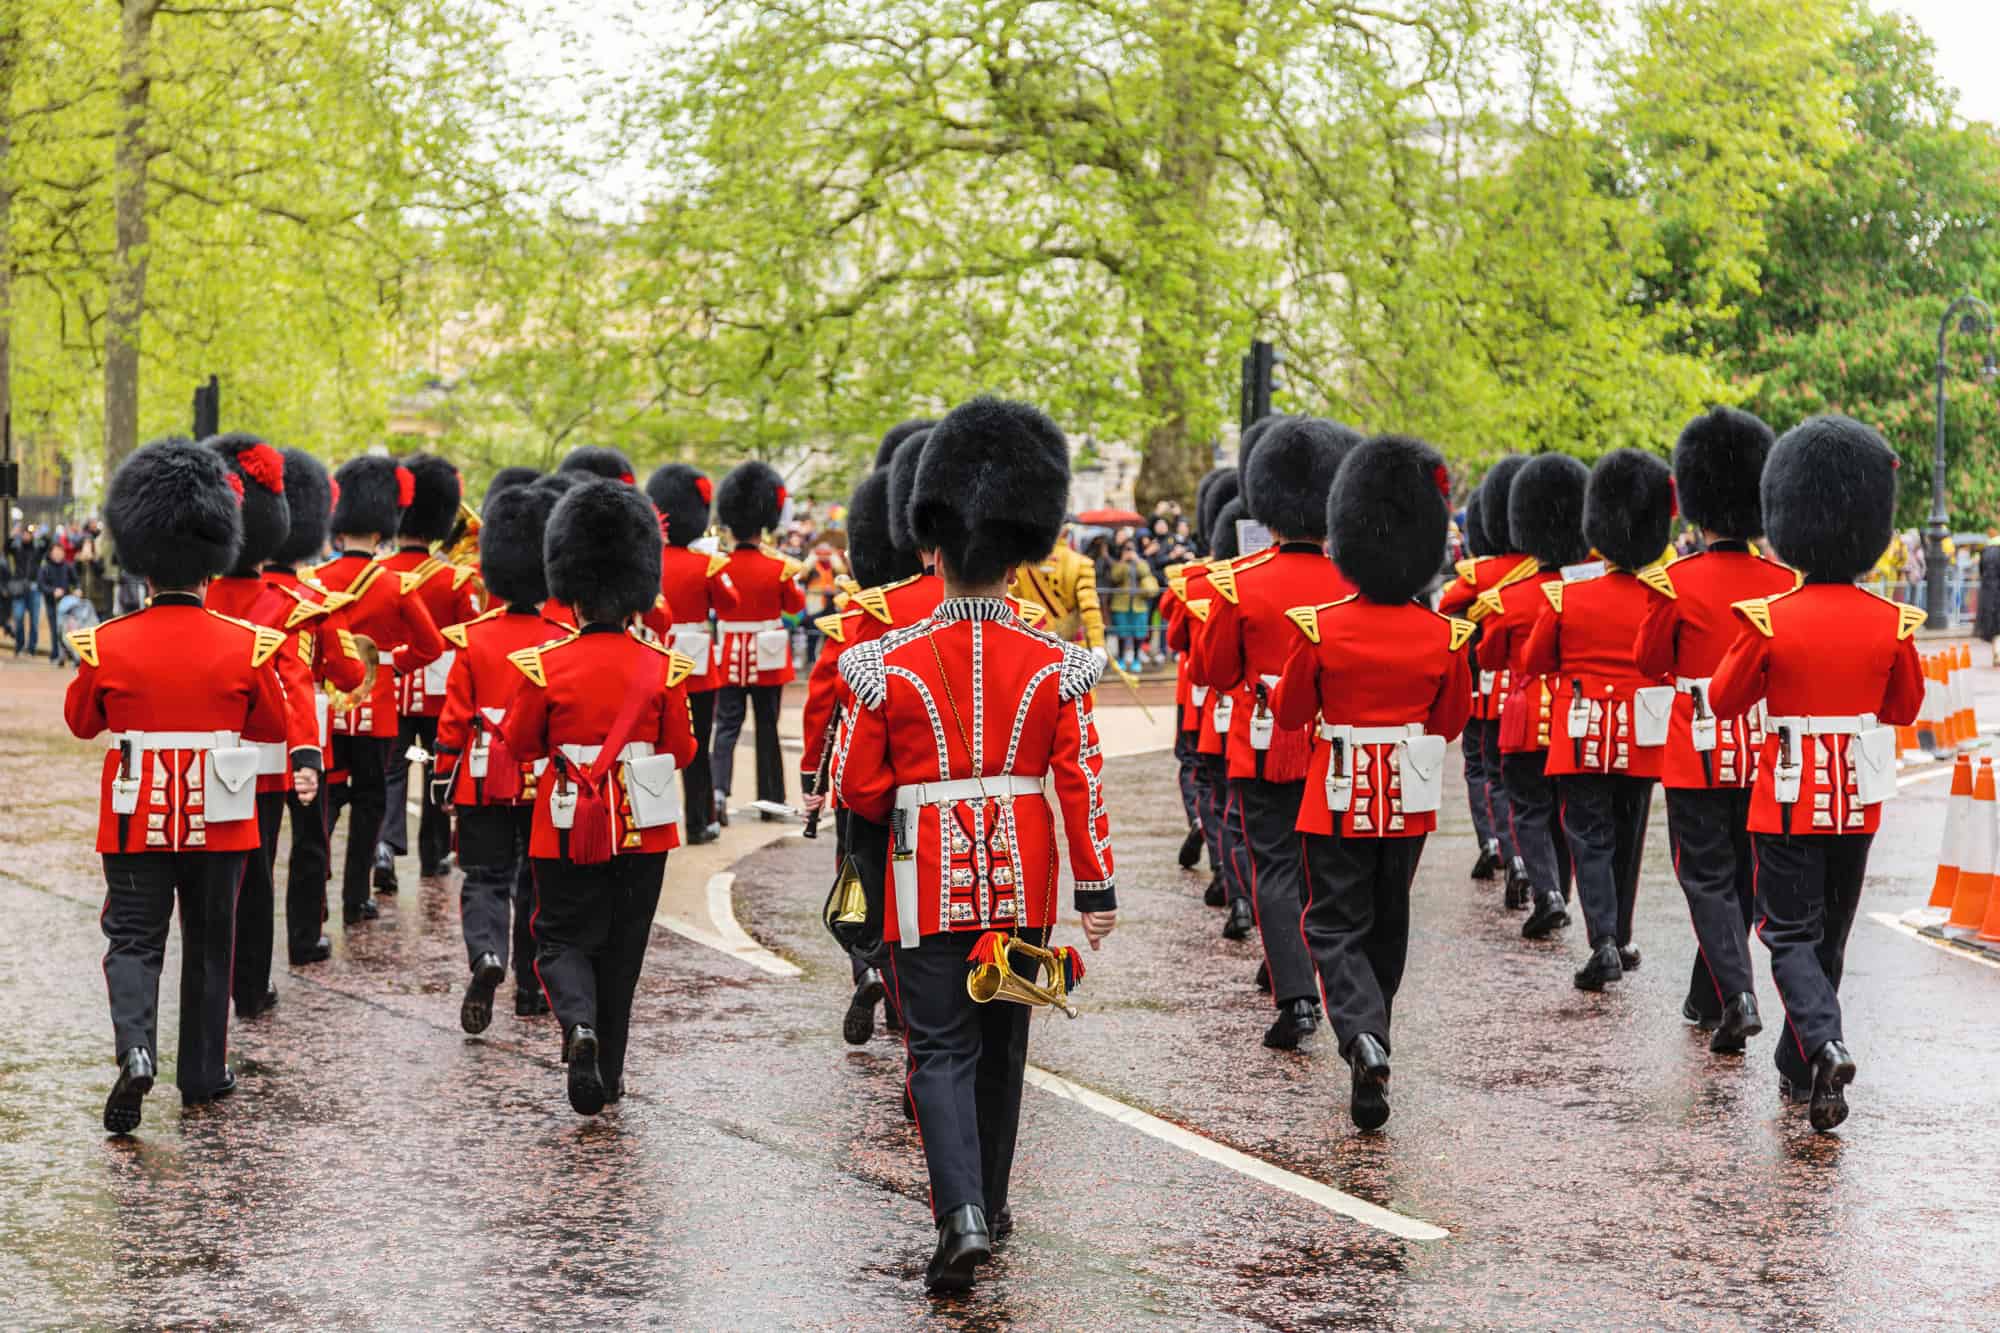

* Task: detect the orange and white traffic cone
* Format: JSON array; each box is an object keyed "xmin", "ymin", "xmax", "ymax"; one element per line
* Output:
[
  {"xmin": 1929, "ymin": 752, "xmax": 1974, "ymax": 908},
  {"xmin": 1947, "ymin": 757, "xmax": 1998, "ymax": 934},
  {"xmin": 1918, "ymin": 654, "xmax": 1945, "ymax": 756},
  {"xmin": 1951, "ymin": 645, "xmax": 1974, "ymax": 748}
]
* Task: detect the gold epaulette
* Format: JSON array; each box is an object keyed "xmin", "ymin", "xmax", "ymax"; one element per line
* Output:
[
  {"xmin": 1283, "ymin": 605, "xmax": 1323, "ymax": 644},
  {"xmin": 346, "ymin": 563, "xmax": 385, "ymax": 601},
  {"xmin": 816, "ymin": 610, "xmax": 857, "ymax": 644},
  {"xmin": 297, "ymin": 629, "xmax": 315, "ymax": 667},
  {"xmin": 664, "ymin": 649, "xmax": 698, "ymax": 687},
  {"xmin": 450, "ymin": 563, "xmax": 477, "ymax": 591},
  {"xmin": 1896, "ymin": 603, "xmax": 1927, "ymax": 640},
  {"xmin": 835, "ymin": 574, "xmax": 860, "ymax": 596},
  {"xmin": 1017, "ymin": 600, "xmax": 1048, "ymax": 630},
  {"xmin": 440, "ymin": 622, "xmax": 469, "ymax": 650},
  {"xmin": 316, "ymin": 588, "xmax": 358, "ymax": 616},
  {"xmin": 281, "ymin": 592, "xmax": 327, "ymax": 630},
  {"xmin": 1454, "ymin": 557, "xmax": 1478, "ymax": 583},
  {"xmin": 1185, "ymin": 597, "xmax": 1213, "ymax": 624},
  {"xmin": 1732, "ymin": 598, "xmax": 1775, "ymax": 638},
  {"xmin": 507, "ymin": 643, "xmax": 549, "ymax": 686},
  {"xmin": 250, "ymin": 624, "xmax": 287, "ymax": 667},
  {"xmin": 1495, "ymin": 555, "xmax": 1541, "ymax": 591},
  {"xmin": 1636, "ymin": 565, "xmax": 1676, "ymax": 599},
  {"xmin": 397, "ymin": 556, "xmax": 448, "ymax": 596},
  {"xmin": 705, "ymin": 550, "xmax": 730, "ymax": 578},
  {"xmin": 1209, "ymin": 563, "xmax": 1240, "ymax": 605},
  {"xmin": 850, "ymin": 585, "xmax": 894, "ymax": 624},
  {"xmin": 1447, "ymin": 616, "xmax": 1476, "ymax": 652},
  {"xmin": 1541, "ymin": 582, "xmax": 1564, "ymax": 613},
  {"xmin": 1472, "ymin": 587, "xmax": 1506, "ymax": 621},
  {"xmin": 67, "ymin": 626, "xmax": 99, "ymax": 668}
]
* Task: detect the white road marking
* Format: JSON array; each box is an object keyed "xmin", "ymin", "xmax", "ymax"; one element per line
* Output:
[
  {"xmin": 1897, "ymin": 762, "xmax": 1955, "ymax": 789},
  {"xmin": 1024, "ymin": 1065, "xmax": 1450, "ymax": 1241},
  {"xmin": 655, "ymin": 871, "xmax": 800, "ymax": 977},
  {"xmin": 1868, "ymin": 912, "xmax": 2000, "ymax": 971}
]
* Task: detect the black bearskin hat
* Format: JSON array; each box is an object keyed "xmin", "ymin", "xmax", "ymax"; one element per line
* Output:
[
  {"xmin": 533, "ymin": 470, "xmax": 582, "ymax": 499},
  {"xmin": 480, "ymin": 481, "xmax": 561, "ymax": 608},
  {"xmin": 1209, "ymin": 498, "xmax": 1247, "ymax": 560},
  {"xmin": 1195, "ymin": 468, "xmax": 1239, "ymax": 547},
  {"xmin": 716, "ymin": 460, "xmax": 787, "ymax": 542},
  {"xmin": 885, "ymin": 429, "xmax": 931, "ymax": 553},
  {"xmin": 484, "ymin": 467, "xmax": 541, "ymax": 513},
  {"xmin": 1508, "ymin": 454, "xmax": 1590, "ymax": 568},
  {"xmin": 399, "ymin": 453, "xmax": 462, "ymax": 545},
  {"xmin": 1329, "ymin": 435, "xmax": 1453, "ymax": 604},
  {"xmin": 205, "ymin": 432, "xmax": 290, "ymax": 576},
  {"xmin": 644, "ymin": 463, "xmax": 713, "ymax": 548},
  {"xmin": 1462, "ymin": 486, "xmax": 1492, "ymax": 558},
  {"xmin": 845, "ymin": 468, "xmax": 922, "ymax": 588},
  {"xmin": 1243, "ymin": 416, "xmax": 1361, "ymax": 540},
  {"xmin": 1479, "ymin": 456, "xmax": 1530, "ymax": 553},
  {"xmin": 874, "ymin": 418, "xmax": 937, "ymax": 471},
  {"xmin": 106, "ymin": 438, "xmax": 243, "ymax": 588},
  {"xmin": 273, "ymin": 448, "xmax": 332, "ymax": 567},
  {"xmin": 545, "ymin": 477, "xmax": 662, "ymax": 619},
  {"xmin": 1764, "ymin": 415, "xmax": 1898, "ymax": 582},
  {"xmin": 557, "ymin": 445, "xmax": 635, "ymax": 485},
  {"xmin": 330, "ymin": 455, "xmax": 410, "ymax": 539},
  {"xmin": 1585, "ymin": 448, "xmax": 1675, "ymax": 571},
  {"xmin": 1238, "ymin": 413, "xmax": 1287, "ymax": 478},
  {"xmin": 1674, "ymin": 406, "xmax": 1773, "ymax": 541},
  {"xmin": 911, "ymin": 395, "xmax": 1069, "ymax": 585}
]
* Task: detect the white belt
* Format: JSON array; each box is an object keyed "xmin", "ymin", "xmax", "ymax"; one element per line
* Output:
[
  {"xmin": 255, "ymin": 739, "xmax": 290, "ymax": 776},
  {"xmin": 671, "ymin": 621, "xmax": 710, "ymax": 635},
  {"xmin": 1675, "ymin": 676, "xmax": 1710, "ymax": 695},
  {"xmin": 1318, "ymin": 723, "xmax": 1424, "ymax": 745},
  {"xmin": 894, "ymin": 774, "xmax": 1044, "ymax": 807},
  {"xmin": 107, "ymin": 730, "xmax": 242, "ymax": 752},
  {"xmin": 1765, "ymin": 714, "xmax": 1875, "ymax": 737},
  {"xmin": 556, "ymin": 741, "xmax": 657, "ymax": 766},
  {"xmin": 717, "ymin": 618, "xmax": 783, "ymax": 634}
]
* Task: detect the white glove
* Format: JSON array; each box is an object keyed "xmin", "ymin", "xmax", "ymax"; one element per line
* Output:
[{"xmin": 1090, "ymin": 646, "xmax": 1109, "ymax": 668}]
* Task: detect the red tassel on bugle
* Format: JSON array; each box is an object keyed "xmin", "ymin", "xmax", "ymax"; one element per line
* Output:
[
  {"xmin": 1061, "ymin": 946, "xmax": 1085, "ymax": 990},
  {"xmin": 968, "ymin": 931, "xmax": 1005, "ymax": 968}
]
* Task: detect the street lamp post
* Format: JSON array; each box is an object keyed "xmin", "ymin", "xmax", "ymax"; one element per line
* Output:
[{"xmin": 1927, "ymin": 295, "xmax": 1997, "ymax": 630}]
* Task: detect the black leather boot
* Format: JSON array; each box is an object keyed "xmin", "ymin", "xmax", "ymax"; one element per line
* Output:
[
  {"xmin": 567, "ymin": 1025, "xmax": 606, "ymax": 1116},
  {"xmin": 1504, "ymin": 859, "xmax": 1532, "ymax": 910},
  {"xmin": 1348, "ymin": 1033, "xmax": 1391, "ymax": 1130},
  {"xmin": 1203, "ymin": 875, "xmax": 1226, "ymax": 907},
  {"xmin": 1221, "ymin": 897, "xmax": 1254, "ymax": 941},
  {"xmin": 1573, "ymin": 939, "xmax": 1624, "ymax": 991},
  {"xmin": 1178, "ymin": 826, "xmax": 1204, "ymax": 870},
  {"xmin": 1262, "ymin": 998, "xmax": 1318, "ymax": 1051},
  {"xmin": 1522, "ymin": 890, "xmax": 1569, "ymax": 939},
  {"xmin": 461, "ymin": 952, "xmax": 504, "ymax": 1035},
  {"xmin": 925, "ymin": 1204, "xmax": 992, "ymax": 1293},
  {"xmin": 1709, "ymin": 992, "xmax": 1763, "ymax": 1054},
  {"xmin": 1808, "ymin": 1040, "xmax": 1856, "ymax": 1133},
  {"xmin": 103, "ymin": 1047, "xmax": 156, "ymax": 1136},
  {"xmin": 843, "ymin": 969, "xmax": 885, "ymax": 1046}
]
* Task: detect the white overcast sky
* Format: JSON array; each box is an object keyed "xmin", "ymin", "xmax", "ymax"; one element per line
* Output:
[{"xmin": 1882, "ymin": 1, "xmax": 2000, "ymax": 124}]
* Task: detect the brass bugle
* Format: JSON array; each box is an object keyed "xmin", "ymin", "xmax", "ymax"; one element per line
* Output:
[
  {"xmin": 328, "ymin": 633, "xmax": 381, "ymax": 714},
  {"xmin": 967, "ymin": 936, "xmax": 1078, "ymax": 1018}
]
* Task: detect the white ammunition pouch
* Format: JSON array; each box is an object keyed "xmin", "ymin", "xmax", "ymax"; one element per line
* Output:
[
  {"xmin": 670, "ymin": 622, "xmax": 713, "ymax": 670},
  {"xmin": 469, "ymin": 706, "xmax": 504, "ymax": 779},
  {"xmin": 1190, "ymin": 684, "xmax": 1210, "ymax": 706},
  {"xmin": 1315, "ymin": 724, "xmax": 1440, "ymax": 814},
  {"xmin": 422, "ymin": 648, "xmax": 455, "ymax": 697},
  {"xmin": 1478, "ymin": 669, "xmax": 1497, "ymax": 697},
  {"xmin": 1399, "ymin": 733, "xmax": 1448, "ymax": 814},
  {"xmin": 1566, "ymin": 690, "xmax": 1595, "ymax": 742},
  {"xmin": 754, "ymin": 628, "xmax": 790, "ymax": 673},
  {"xmin": 1766, "ymin": 714, "xmax": 1890, "ymax": 806},
  {"xmin": 206, "ymin": 744, "xmax": 262, "ymax": 824},
  {"xmin": 622, "ymin": 752, "xmax": 682, "ymax": 829},
  {"xmin": 1632, "ymin": 686, "xmax": 1675, "ymax": 749},
  {"xmin": 553, "ymin": 742, "xmax": 661, "ymax": 829},
  {"xmin": 1211, "ymin": 693, "xmax": 1234, "ymax": 734},
  {"xmin": 1247, "ymin": 674, "xmax": 1280, "ymax": 751}
]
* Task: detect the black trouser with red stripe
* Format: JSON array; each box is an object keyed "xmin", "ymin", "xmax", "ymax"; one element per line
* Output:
[
  {"xmin": 1558, "ymin": 773, "xmax": 1653, "ymax": 948},
  {"xmin": 888, "ymin": 926, "xmax": 1041, "ymax": 1222},
  {"xmin": 328, "ymin": 735, "xmax": 391, "ymax": 911},
  {"xmin": 233, "ymin": 791, "xmax": 285, "ymax": 1013},
  {"xmin": 102, "ymin": 851, "xmax": 245, "ymax": 1098},
  {"xmin": 1461, "ymin": 717, "xmax": 1500, "ymax": 856},
  {"xmin": 1232, "ymin": 777, "xmax": 1317, "ymax": 1006},
  {"xmin": 1666, "ymin": 786, "xmax": 1757, "ymax": 1018},
  {"xmin": 685, "ymin": 689, "xmax": 717, "ymax": 828},
  {"xmin": 381, "ymin": 714, "xmax": 451, "ymax": 874},
  {"xmin": 458, "ymin": 804, "xmax": 536, "ymax": 992},
  {"xmin": 1301, "ymin": 830, "xmax": 1425, "ymax": 1058},
  {"xmin": 1197, "ymin": 753, "xmax": 1239, "ymax": 897},
  {"xmin": 1502, "ymin": 749, "xmax": 1572, "ymax": 903},
  {"xmin": 1751, "ymin": 832, "xmax": 1872, "ymax": 1084},
  {"xmin": 1174, "ymin": 728, "xmax": 1208, "ymax": 858},
  {"xmin": 282, "ymin": 785, "xmax": 331, "ymax": 956},
  {"xmin": 531, "ymin": 852, "xmax": 667, "ymax": 1093}
]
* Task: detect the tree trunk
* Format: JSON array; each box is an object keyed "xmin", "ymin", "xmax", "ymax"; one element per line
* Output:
[
  {"xmin": 0, "ymin": 11, "xmax": 17, "ymax": 447},
  {"xmin": 104, "ymin": 0, "xmax": 159, "ymax": 474},
  {"xmin": 1133, "ymin": 336, "xmax": 1211, "ymax": 509}
]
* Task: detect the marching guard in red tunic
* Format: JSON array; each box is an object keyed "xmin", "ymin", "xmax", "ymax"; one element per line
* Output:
[
  {"xmin": 501, "ymin": 479, "xmax": 699, "ymax": 1116},
  {"xmin": 315, "ymin": 457, "xmax": 447, "ymax": 926},
  {"xmin": 1520, "ymin": 449, "xmax": 1676, "ymax": 992},
  {"xmin": 1195, "ymin": 417, "xmax": 1357, "ymax": 1051},
  {"xmin": 1187, "ymin": 493, "xmax": 1257, "ymax": 938},
  {"xmin": 375, "ymin": 455, "xmax": 480, "ymax": 889},
  {"xmin": 432, "ymin": 480, "xmax": 575, "ymax": 1033},
  {"xmin": 706, "ymin": 460, "xmax": 805, "ymax": 818},
  {"xmin": 67, "ymin": 440, "xmax": 291, "ymax": 1133},
  {"xmin": 1438, "ymin": 458, "xmax": 1538, "ymax": 890},
  {"xmin": 1708, "ymin": 416, "xmax": 1924, "ymax": 1132},
  {"xmin": 644, "ymin": 463, "xmax": 722, "ymax": 842},
  {"xmin": 261, "ymin": 448, "xmax": 367, "ymax": 966},
  {"xmin": 200, "ymin": 434, "xmax": 328, "ymax": 1020},
  {"xmin": 1479, "ymin": 454, "xmax": 1588, "ymax": 938},
  {"xmin": 1163, "ymin": 466, "xmax": 1241, "ymax": 907},
  {"xmin": 1274, "ymin": 435, "xmax": 1473, "ymax": 1129},
  {"xmin": 835, "ymin": 397, "xmax": 1115, "ymax": 1292},
  {"xmin": 1633, "ymin": 408, "xmax": 1798, "ymax": 1050}
]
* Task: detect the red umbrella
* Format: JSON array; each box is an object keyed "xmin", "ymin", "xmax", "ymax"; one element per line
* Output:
[{"xmin": 1076, "ymin": 507, "xmax": 1144, "ymax": 526}]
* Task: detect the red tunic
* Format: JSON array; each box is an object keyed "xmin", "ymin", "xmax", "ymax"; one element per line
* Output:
[
  {"xmin": 1707, "ymin": 584, "xmax": 1925, "ymax": 836},
  {"xmin": 1274, "ymin": 598, "xmax": 1474, "ymax": 836},
  {"xmin": 643, "ymin": 545, "xmax": 722, "ymax": 693},
  {"xmin": 64, "ymin": 595, "xmax": 290, "ymax": 853},
  {"xmin": 263, "ymin": 569, "xmax": 368, "ymax": 695},
  {"xmin": 1176, "ymin": 562, "xmax": 1232, "ymax": 756},
  {"xmin": 312, "ymin": 551, "xmax": 448, "ymax": 739},
  {"xmin": 377, "ymin": 547, "xmax": 481, "ymax": 719},
  {"xmin": 1476, "ymin": 569, "xmax": 1563, "ymax": 754},
  {"xmin": 501, "ymin": 626, "xmax": 701, "ymax": 857},
  {"xmin": 1194, "ymin": 544, "xmax": 1355, "ymax": 782},
  {"xmin": 1632, "ymin": 546, "xmax": 1801, "ymax": 789},
  {"xmin": 1519, "ymin": 570, "xmax": 1672, "ymax": 780},
  {"xmin": 799, "ymin": 574, "xmax": 944, "ymax": 782},
  {"xmin": 434, "ymin": 606, "xmax": 578, "ymax": 806},
  {"xmin": 1444, "ymin": 553, "xmax": 1537, "ymax": 721},
  {"xmin": 707, "ymin": 544, "xmax": 806, "ymax": 686},
  {"xmin": 834, "ymin": 599, "xmax": 1115, "ymax": 943},
  {"xmin": 203, "ymin": 575, "xmax": 325, "ymax": 793}
]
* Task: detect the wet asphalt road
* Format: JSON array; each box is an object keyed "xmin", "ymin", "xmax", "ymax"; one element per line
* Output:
[{"xmin": 3, "ymin": 659, "xmax": 1998, "ymax": 1329}]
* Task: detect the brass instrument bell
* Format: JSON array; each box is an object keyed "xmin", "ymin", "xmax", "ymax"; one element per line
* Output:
[{"xmin": 967, "ymin": 934, "xmax": 1078, "ymax": 1019}]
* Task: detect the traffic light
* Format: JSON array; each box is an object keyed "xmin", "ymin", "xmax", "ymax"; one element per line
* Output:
[
  {"xmin": 192, "ymin": 374, "xmax": 220, "ymax": 440},
  {"xmin": 1239, "ymin": 339, "xmax": 1278, "ymax": 430},
  {"xmin": 0, "ymin": 414, "xmax": 17, "ymax": 502}
]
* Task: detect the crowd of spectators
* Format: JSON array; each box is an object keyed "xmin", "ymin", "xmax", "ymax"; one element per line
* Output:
[{"xmin": 6, "ymin": 514, "xmax": 111, "ymax": 666}]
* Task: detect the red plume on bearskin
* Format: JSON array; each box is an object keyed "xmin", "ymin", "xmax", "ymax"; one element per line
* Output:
[
  {"xmin": 240, "ymin": 442, "xmax": 285, "ymax": 494},
  {"xmin": 395, "ymin": 466, "xmax": 416, "ymax": 509},
  {"xmin": 695, "ymin": 476, "xmax": 713, "ymax": 504},
  {"xmin": 328, "ymin": 479, "xmax": 340, "ymax": 512},
  {"xmin": 226, "ymin": 473, "xmax": 245, "ymax": 504}
]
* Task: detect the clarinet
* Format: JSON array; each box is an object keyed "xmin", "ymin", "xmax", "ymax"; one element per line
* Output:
[{"xmin": 802, "ymin": 702, "xmax": 842, "ymax": 840}]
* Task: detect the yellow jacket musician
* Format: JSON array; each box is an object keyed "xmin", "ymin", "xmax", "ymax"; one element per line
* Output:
[{"xmin": 1010, "ymin": 537, "xmax": 1106, "ymax": 650}]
